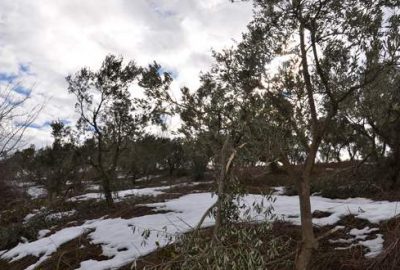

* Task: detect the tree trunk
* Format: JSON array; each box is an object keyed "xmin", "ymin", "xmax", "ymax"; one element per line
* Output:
[
  {"xmin": 389, "ymin": 147, "xmax": 400, "ymax": 188},
  {"xmin": 102, "ymin": 173, "xmax": 113, "ymax": 206},
  {"xmin": 214, "ymin": 137, "xmax": 230, "ymax": 236},
  {"xmin": 168, "ymin": 162, "xmax": 174, "ymax": 176},
  {"xmin": 97, "ymin": 136, "xmax": 114, "ymax": 206},
  {"xmin": 280, "ymin": 144, "xmax": 319, "ymax": 270},
  {"xmin": 296, "ymin": 15, "xmax": 322, "ymax": 266},
  {"xmin": 295, "ymin": 175, "xmax": 318, "ymax": 270},
  {"xmin": 295, "ymin": 137, "xmax": 321, "ymax": 269}
]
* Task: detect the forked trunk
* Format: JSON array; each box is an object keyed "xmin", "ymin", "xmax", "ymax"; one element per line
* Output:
[{"xmin": 294, "ymin": 134, "xmax": 321, "ymax": 269}]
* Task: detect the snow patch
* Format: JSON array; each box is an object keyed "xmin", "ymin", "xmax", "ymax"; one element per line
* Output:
[
  {"xmin": 86, "ymin": 184, "xmax": 101, "ymax": 191},
  {"xmin": 46, "ymin": 210, "xmax": 77, "ymax": 221},
  {"xmin": 135, "ymin": 175, "xmax": 162, "ymax": 182},
  {"xmin": 273, "ymin": 186, "xmax": 285, "ymax": 195},
  {"xmin": 26, "ymin": 186, "xmax": 47, "ymax": 199},
  {"xmin": 38, "ymin": 229, "xmax": 51, "ymax": 239},
  {"xmin": 1, "ymin": 226, "xmax": 88, "ymax": 270},
  {"xmin": 3, "ymin": 193, "xmax": 399, "ymax": 269},
  {"xmin": 361, "ymin": 234, "xmax": 384, "ymax": 258},
  {"xmin": 349, "ymin": 226, "xmax": 379, "ymax": 240},
  {"xmin": 23, "ymin": 213, "xmax": 37, "ymax": 223},
  {"xmin": 69, "ymin": 186, "xmax": 170, "ymax": 202},
  {"xmin": 23, "ymin": 207, "xmax": 47, "ymax": 223},
  {"xmin": 330, "ymin": 225, "xmax": 382, "ymax": 256}
]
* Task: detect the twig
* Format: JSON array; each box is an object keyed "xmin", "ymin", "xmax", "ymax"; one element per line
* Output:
[
  {"xmin": 317, "ymin": 226, "xmax": 343, "ymax": 241},
  {"xmin": 195, "ymin": 201, "xmax": 218, "ymax": 231}
]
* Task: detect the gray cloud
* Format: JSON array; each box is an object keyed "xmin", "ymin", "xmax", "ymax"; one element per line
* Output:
[{"xmin": 0, "ymin": 0, "xmax": 253, "ymax": 148}]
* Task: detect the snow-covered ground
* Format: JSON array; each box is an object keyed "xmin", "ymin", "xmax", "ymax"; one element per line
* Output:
[
  {"xmin": 134, "ymin": 175, "xmax": 162, "ymax": 182},
  {"xmin": 45, "ymin": 210, "xmax": 77, "ymax": 222},
  {"xmin": 69, "ymin": 181, "xmax": 212, "ymax": 202},
  {"xmin": 15, "ymin": 181, "xmax": 48, "ymax": 199},
  {"xmin": 68, "ymin": 186, "xmax": 170, "ymax": 202},
  {"xmin": 26, "ymin": 185, "xmax": 47, "ymax": 199},
  {"xmin": 23, "ymin": 207, "xmax": 47, "ymax": 223},
  {"xmin": 1, "ymin": 191, "xmax": 399, "ymax": 270}
]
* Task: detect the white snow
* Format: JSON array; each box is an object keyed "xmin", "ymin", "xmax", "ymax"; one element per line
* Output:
[
  {"xmin": 190, "ymin": 181, "xmax": 213, "ymax": 185},
  {"xmin": 23, "ymin": 208, "xmax": 76, "ymax": 223},
  {"xmin": 23, "ymin": 213, "xmax": 37, "ymax": 223},
  {"xmin": 273, "ymin": 186, "xmax": 286, "ymax": 195},
  {"xmin": 331, "ymin": 225, "xmax": 382, "ymax": 255},
  {"xmin": 46, "ymin": 210, "xmax": 77, "ymax": 221},
  {"xmin": 334, "ymin": 233, "xmax": 385, "ymax": 258},
  {"xmin": 2, "ymin": 192, "xmax": 399, "ymax": 269},
  {"xmin": 86, "ymin": 184, "xmax": 101, "ymax": 191},
  {"xmin": 71, "ymin": 181, "xmax": 210, "ymax": 202},
  {"xmin": 335, "ymin": 244, "xmax": 357, "ymax": 250},
  {"xmin": 68, "ymin": 186, "xmax": 170, "ymax": 202},
  {"xmin": 68, "ymin": 192, "xmax": 102, "ymax": 202},
  {"xmin": 14, "ymin": 181, "xmax": 35, "ymax": 188},
  {"xmin": 26, "ymin": 185, "xmax": 47, "ymax": 199},
  {"xmin": 1, "ymin": 193, "xmax": 216, "ymax": 270},
  {"xmin": 349, "ymin": 226, "xmax": 379, "ymax": 239},
  {"xmin": 360, "ymin": 234, "xmax": 384, "ymax": 258},
  {"xmin": 116, "ymin": 187, "xmax": 168, "ymax": 199},
  {"xmin": 37, "ymin": 229, "xmax": 51, "ymax": 239},
  {"xmin": 329, "ymin": 238, "xmax": 354, "ymax": 244},
  {"xmin": 23, "ymin": 207, "xmax": 47, "ymax": 223},
  {"xmin": 1, "ymin": 226, "xmax": 88, "ymax": 270},
  {"xmin": 134, "ymin": 175, "xmax": 162, "ymax": 182}
]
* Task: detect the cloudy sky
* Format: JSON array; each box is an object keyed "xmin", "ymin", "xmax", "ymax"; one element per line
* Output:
[{"xmin": 0, "ymin": 0, "xmax": 253, "ymax": 148}]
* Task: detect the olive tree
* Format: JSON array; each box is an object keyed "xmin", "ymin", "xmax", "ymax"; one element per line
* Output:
[
  {"xmin": 67, "ymin": 55, "xmax": 144, "ymax": 206},
  {"xmin": 234, "ymin": 1, "xmax": 400, "ymax": 268}
]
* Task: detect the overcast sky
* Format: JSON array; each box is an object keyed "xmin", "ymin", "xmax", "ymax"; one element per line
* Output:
[{"xmin": 0, "ymin": 0, "xmax": 253, "ymax": 148}]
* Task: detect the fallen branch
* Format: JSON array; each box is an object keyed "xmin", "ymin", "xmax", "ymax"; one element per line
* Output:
[
  {"xmin": 195, "ymin": 201, "xmax": 218, "ymax": 231},
  {"xmin": 317, "ymin": 226, "xmax": 344, "ymax": 241}
]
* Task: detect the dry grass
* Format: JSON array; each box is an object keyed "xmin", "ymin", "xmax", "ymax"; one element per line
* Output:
[
  {"xmin": 3, "ymin": 165, "xmax": 400, "ymax": 270},
  {"xmin": 127, "ymin": 214, "xmax": 400, "ymax": 270},
  {"xmin": 367, "ymin": 216, "xmax": 400, "ymax": 269}
]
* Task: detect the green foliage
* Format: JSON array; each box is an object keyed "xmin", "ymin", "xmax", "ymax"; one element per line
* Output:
[
  {"xmin": 139, "ymin": 192, "xmax": 290, "ymax": 270},
  {"xmin": 0, "ymin": 207, "xmax": 61, "ymax": 250},
  {"xmin": 119, "ymin": 135, "xmax": 185, "ymax": 181},
  {"xmin": 182, "ymin": 137, "xmax": 211, "ymax": 180},
  {"xmin": 66, "ymin": 55, "xmax": 158, "ymax": 204},
  {"xmin": 172, "ymin": 223, "xmax": 290, "ymax": 270}
]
